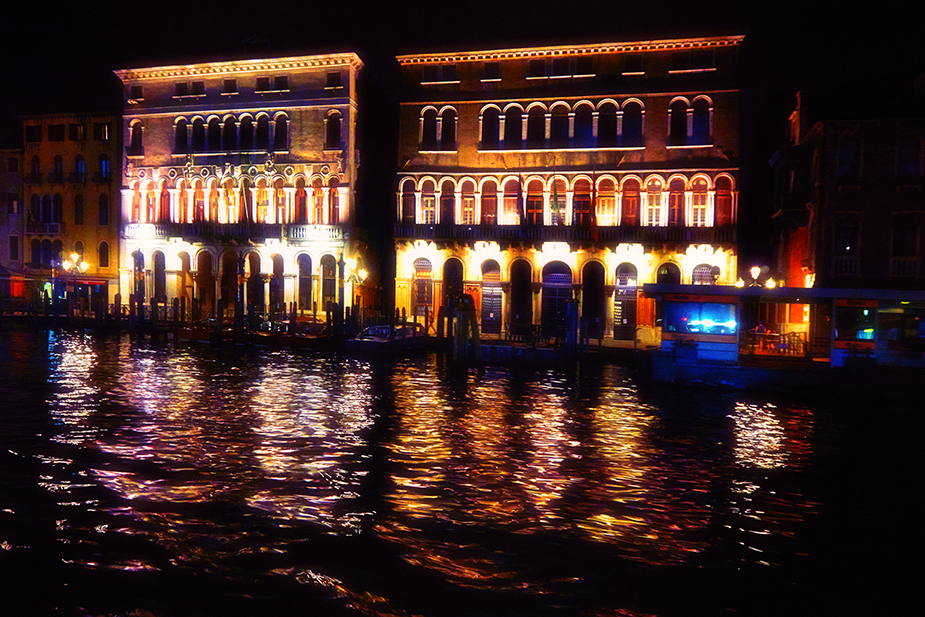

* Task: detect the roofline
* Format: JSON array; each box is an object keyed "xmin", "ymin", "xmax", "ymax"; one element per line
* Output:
[
  {"xmin": 115, "ymin": 52, "xmax": 364, "ymax": 82},
  {"xmin": 397, "ymin": 35, "xmax": 745, "ymax": 64}
]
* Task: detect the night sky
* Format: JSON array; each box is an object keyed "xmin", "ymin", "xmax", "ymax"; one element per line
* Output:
[{"xmin": 2, "ymin": 0, "xmax": 923, "ymax": 270}]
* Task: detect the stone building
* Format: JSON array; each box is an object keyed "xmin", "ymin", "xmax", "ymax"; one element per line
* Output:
[
  {"xmin": 17, "ymin": 113, "xmax": 120, "ymax": 305},
  {"xmin": 114, "ymin": 52, "xmax": 367, "ymax": 322},
  {"xmin": 394, "ymin": 36, "xmax": 742, "ymax": 341}
]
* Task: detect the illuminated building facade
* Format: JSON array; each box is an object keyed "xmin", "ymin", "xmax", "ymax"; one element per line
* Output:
[
  {"xmin": 0, "ymin": 145, "xmax": 24, "ymax": 303},
  {"xmin": 115, "ymin": 53, "xmax": 366, "ymax": 321},
  {"xmin": 395, "ymin": 36, "xmax": 741, "ymax": 340},
  {"xmin": 17, "ymin": 113, "xmax": 121, "ymax": 304}
]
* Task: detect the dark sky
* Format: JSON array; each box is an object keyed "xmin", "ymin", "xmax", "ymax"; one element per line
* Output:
[{"xmin": 3, "ymin": 0, "xmax": 924, "ymax": 265}]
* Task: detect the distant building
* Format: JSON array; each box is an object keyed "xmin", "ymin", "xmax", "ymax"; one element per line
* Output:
[
  {"xmin": 17, "ymin": 113, "xmax": 120, "ymax": 307},
  {"xmin": 114, "ymin": 53, "xmax": 368, "ymax": 323},
  {"xmin": 394, "ymin": 36, "xmax": 742, "ymax": 341},
  {"xmin": 772, "ymin": 89, "xmax": 925, "ymax": 290},
  {"xmin": 0, "ymin": 144, "xmax": 24, "ymax": 306}
]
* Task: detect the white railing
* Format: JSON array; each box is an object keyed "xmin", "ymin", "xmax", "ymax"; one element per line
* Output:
[{"xmin": 890, "ymin": 257, "xmax": 920, "ymax": 278}]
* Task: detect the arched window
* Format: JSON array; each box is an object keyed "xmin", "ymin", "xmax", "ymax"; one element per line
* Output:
[
  {"xmin": 481, "ymin": 107, "xmax": 500, "ymax": 149},
  {"xmin": 73, "ymin": 155, "xmax": 85, "ymax": 182},
  {"xmin": 312, "ymin": 178, "xmax": 325, "ymax": 224},
  {"xmin": 503, "ymin": 179, "xmax": 521, "ymax": 225},
  {"xmin": 52, "ymin": 194, "xmax": 63, "ymax": 223},
  {"xmin": 440, "ymin": 109, "xmax": 456, "ymax": 150},
  {"xmin": 400, "ymin": 178, "xmax": 416, "ymax": 224},
  {"xmin": 274, "ymin": 116, "xmax": 288, "ymax": 151},
  {"xmin": 622, "ymin": 101, "xmax": 643, "ymax": 147},
  {"xmin": 98, "ymin": 154, "xmax": 110, "ymax": 180},
  {"xmin": 74, "ymin": 194, "xmax": 84, "ymax": 225},
  {"xmin": 691, "ymin": 178, "xmax": 709, "ymax": 226},
  {"xmin": 550, "ymin": 178, "xmax": 566, "ymax": 225},
  {"xmin": 41, "ymin": 195, "xmax": 52, "ymax": 222},
  {"xmin": 645, "ymin": 178, "xmax": 663, "ymax": 226},
  {"xmin": 527, "ymin": 107, "xmax": 546, "ymax": 148},
  {"xmin": 256, "ymin": 116, "xmax": 270, "ymax": 150},
  {"xmin": 714, "ymin": 177, "xmax": 733, "ymax": 226},
  {"xmin": 598, "ymin": 102, "xmax": 617, "ymax": 147},
  {"xmin": 480, "ymin": 180, "xmax": 497, "ymax": 225},
  {"xmin": 99, "ymin": 194, "xmax": 109, "ymax": 225},
  {"xmin": 175, "ymin": 119, "xmax": 188, "ymax": 154},
  {"xmin": 295, "ymin": 178, "xmax": 307, "ymax": 224},
  {"xmin": 439, "ymin": 180, "xmax": 454, "ymax": 225},
  {"xmin": 421, "ymin": 108, "xmax": 437, "ymax": 150},
  {"xmin": 526, "ymin": 179, "xmax": 544, "ymax": 225},
  {"xmin": 223, "ymin": 118, "xmax": 236, "ymax": 151},
  {"xmin": 52, "ymin": 156, "xmax": 63, "ymax": 182},
  {"xmin": 692, "ymin": 263, "xmax": 717, "ymax": 285},
  {"xmin": 541, "ymin": 261, "xmax": 572, "ymax": 331},
  {"xmin": 74, "ymin": 241, "xmax": 84, "ymax": 261},
  {"xmin": 443, "ymin": 258, "xmax": 464, "ymax": 301},
  {"xmin": 413, "ymin": 258, "xmax": 433, "ymax": 317},
  {"xmin": 597, "ymin": 178, "xmax": 616, "ymax": 225},
  {"xmin": 550, "ymin": 105, "xmax": 569, "ymax": 148},
  {"xmin": 207, "ymin": 118, "xmax": 221, "ymax": 151},
  {"xmin": 240, "ymin": 117, "xmax": 254, "ymax": 151},
  {"xmin": 668, "ymin": 178, "xmax": 685, "ymax": 226},
  {"xmin": 897, "ymin": 135, "xmax": 922, "ymax": 179},
  {"xmin": 325, "ymin": 111, "xmax": 342, "ymax": 150},
  {"xmin": 504, "ymin": 107, "xmax": 522, "ymax": 150},
  {"xmin": 461, "ymin": 180, "xmax": 475, "ymax": 225},
  {"xmin": 128, "ymin": 121, "xmax": 143, "ymax": 156},
  {"xmin": 98, "ymin": 242, "xmax": 109, "ymax": 269},
  {"xmin": 657, "ymin": 262, "xmax": 681, "ymax": 284},
  {"xmin": 191, "ymin": 118, "xmax": 205, "ymax": 152},
  {"xmin": 30, "ymin": 155, "xmax": 40, "ymax": 181},
  {"xmin": 616, "ymin": 262, "xmax": 638, "ymax": 286},
  {"xmin": 669, "ymin": 100, "xmax": 688, "ymax": 146},
  {"xmin": 298, "ymin": 253, "xmax": 312, "ymax": 311},
  {"xmin": 420, "ymin": 180, "xmax": 435, "ymax": 224},
  {"xmin": 837, "ymin": 136, "xmax": 861, "ymax": 181},
  {"xmin": 31, "ymin": 239, "xmax": 40, "ymax": 265},
  {"xmin": 692, "ymin": 98, "xmax": 711, "ymax": 145},
  {"xmin": 574, "ymin": 104, "xmax": 593, "ymax": 148},
  {"xmin": 269, "ymin": 254, "xmax": 284, "ymax": 310},
  {"xmin": 621, "ymin": 178, "xmax": 639, "ymax": 226},
  {"xmin": 573, "ymin": 179, "xmax": 592, "ymax": 226}
]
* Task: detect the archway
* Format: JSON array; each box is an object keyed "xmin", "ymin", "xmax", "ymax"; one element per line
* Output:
[
  {"xmin": 246, "ymin": 252, "xmax": 263, "ymax": 313},
  {"xmin": 320, "ymin": 254, "xmax": 337, "ymax": 312},
  {"xmin": 298, "ymin": 254, "xmax": 312, "ymax": 312},
  {"xmin": 220, "ymin": 251, "xmax": 239, "ymax": 315},
  {"xmin": 657, "ymin": 262, "xmax": 682, "ymax": 285},
  {"xmin": 613, "ymin": 262, "xmax": 638, "ymax": 340},
  {"xmin": 196, "ymin": 251, "xmax": 215, "ymax": 318},
  {"xmin": 581, "ymin": 261, "xmax": 605, "ymax": 339},
  {"xmin": 152, "ymin": 251, "xmax": 167, "ymax": 302},
  {"xmin": 541, "ymin": 261, "xmax": 572, "ymax": 335},
  {"xmin": 269, "ymin": 254, "xmax": 285, "ymax": 315},
  {"xmin": 132, "ymin": 250, "xmax": 145, "ymax": 301},
  {"xmin": 480, "ymin": 260, "xmax": 501, "ymax": 335},
  {"xmin": 443, "ymin": 258, "xmax": 464, "ymax": 302},
  {"xmin": 510, "ymin": 259, "xmax": 533, "ymax": 339}
]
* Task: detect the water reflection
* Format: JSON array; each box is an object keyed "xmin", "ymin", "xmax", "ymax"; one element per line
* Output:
[{"xmin": 0, "ymin": 331, "xmax": 847, "ymax": 616}]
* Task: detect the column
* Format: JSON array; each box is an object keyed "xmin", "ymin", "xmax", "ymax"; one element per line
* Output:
[
  {"xmin": 138, "ymin": 189, "xmax": 148, "ymax": 223},
  {"xmin": 568, "ymin": 112, "xmax": 575, "ymax": 142},
  {"xmin": 121, "ymin": 189, "xmax": 134, "ymax": 224},
  {"xmin": 685, "ymin": 190, "xmax": 693, "ymax": 226},
  {"xmin": 218, "ymin": 188, "xmax": 227, "ymax": 224},
  {"xmin": 434, "ymin": 189, "xmax": 442, "ymax": 224},
  {"xmin": 320, "ymin": 187, "xmax": 330, "ymax": 225},
  {"xmin": 168, "ymin": 189, "xmax": 180, "ymax": 223},
  {"xmin": 284, "ymin": 187, "xmax": 296, "ymax": 224},
  {"xmin": 414, "ymin": 190, "xmax": 422, "ymax": 225},
  {"xmin": 186, "ymin": 188, "xmax": 196, "ymax": 223},
  {"xmin": 250, "ymin": 188, "xmax": 259, "ymax": 223},
  {"xmin": 615, "ymin": 192, "xmax": 623, "ymax": 226},
  {"xmin": 454, "ymin": 188, "xmax": 461, "ymax": 224},
  {"xmin": 660, "ymin": 190, "xmax": 669, "ymax": 227},
  {"xmin": 565, "ymin": 191, "xmax": 574, "ymax": 225},
  {"xmin": 707, "ymin": 189, "xmax": 716, "ymax": 227},
  {"xmin": 543, "ymin": 190, "xmax": 552, "ymax": 226},
  {"xmin": 474, "ymin": 190, "xmax": 482, "ymax": 223},
  {"xmin": 337, "ymin": 186, "xmax": 349, "ymax": 224}
]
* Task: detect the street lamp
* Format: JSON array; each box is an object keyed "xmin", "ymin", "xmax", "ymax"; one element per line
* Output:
[{"xmin": 735, "ymin": 265, "xmax": 778, "ymax": 289}]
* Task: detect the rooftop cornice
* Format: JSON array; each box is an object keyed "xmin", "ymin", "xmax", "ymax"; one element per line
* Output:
[
  {"xmin": 115, "ymin": 53, "xmax": 363, "ymax": 82},
  {"xmin": 397, "ymin": 36, "xmax": 745, "ymax": 64}
]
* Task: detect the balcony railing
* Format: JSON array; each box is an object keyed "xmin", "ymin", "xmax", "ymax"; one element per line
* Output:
[
  {"xmin": 889, "ymin": 256, "xmax": 920, "ymax": 278},
  {"xmin": 123, "ymin": 222, "xmax": 344, "ymax": 242},
  {"xmin": 832, "ymin": 256, "xmax": 860, "ymax": 277},
  {"xmin": 26, "ymin": 222, "xmax": 64, "ymax": 235},
  {"xmin": 393, "ymin": 223, "xmax": 736, "ymax": 244}
]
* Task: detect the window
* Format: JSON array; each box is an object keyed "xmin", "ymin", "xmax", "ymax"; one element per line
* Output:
[
  {"xmin": 574, "ymin": 104, "xmax": 593, "ymax": 148},
  {"xmin": 8, "ymin": 158, "xmax": 17, "ymax": 173},
  {"xmin": 274, "ymin": 116, "xmax": 288, "ymax": 150},
  {"xmin": 481, "ymin": 181, "xmax": 497, "ymax": 225},
  {"xmin": 74, "ymin": 194, "xmax": 84, "ymax": 225},
  {"xmin": 621, "ymin": 179, "xmax": 640, "ymax": 226},
  {"xmin": 573, "ymin": 179, "xmax": 592, "ymax": 226},
  {"xmin": 691, "ymin": 178, "xmax": 709, "ymax": 226},
  {"xmin": 98, "ymin": 194, "xmax": 110, "ymax": 225},
  {"xmin": 692, "ymin": 99, "xmax": 711, "ymax": 144},
  {"xmin": 175, "ymin": 119, "xmax": 188, "ymax": 153},
  {"xmin": 223, "ymin": 118, "xmax": 236, "ymax": 151},
  {"xmin": 832, "ymin": 216, "xmax": 860, "ymax": 276},
  {"xmin": 73, "ymin": 155, "xmax": 85, "ymax": 182},
  {"xmin": 69, "ymin": 124, "xmax": 86, "ymax": 141},
  {"xmin": 598, "ymin": 102, "xmax": 617, "ymax": 147},
  {"xmin": 440, "ymin": 109, "xmax": 456, "ymax": 151},
  {"xmin": 52, "ymin": 156, "xmax": 64, "ymax": 183},
  {"xmin": 191, "ymin": 81, "xmax": 205, "ymax": 96},
  {"xmin": 421, "ymin": 108, "xmax": 437, "ymax": 150},
  {"xmin": 837, "ymin": 136, "xmax": 862, "ymax": 181},
  {"xmin": 25, "ymin": 125, "xmax": 42, "ymax": 142},
  {"xmin": 526, "ymin": 180, "xmax": 544, "ymax": 225},
  {"xmin": 622, "ymin": 101, "xmax": 643, "ymax": 147},
  {"xmin": 461, "ymin": 181, "xmax": 475, "ymax": 225},
  {"xmin": 208, "ymin": 118, "xmax": 221, "ymax": 151},
  {"xmin": 421, "ymin": 64, "xmax": 457, "ymax": 84},
  {"xmin": 482, "ymin": 62, "xmax": 500, "ymax": 81},
  {"xmin": 892, "ymin": 214, "xmax": 918, "ymax": 258},
  {"xmin": 30, "ymin": 156, "xmax": 40, "ymax": 182},
  {"xmin": 98, "ymin": 242, "xmax": 110, "ymax": 269},
  {"xmin": 255, "ymin": 76, "xmax": 271, "ymax": 92},
  {"xmin": 7, "ymin": 191, "xmax": 19, "ymax": 214},
  {"xmin": 274, "ymin": 75, "xmax": 289, "ymax": 91},
  {"xmin": 503, "ymin": 179, "xmax": 521, "ymax": 225},
  {"xmin": 622, "ymin": 53, "xmax": 644, "ymax": 75},
  {"xmin": 645, "ymin": 178, "xmax": 662, "ymax": 226},
  {"xmin": 550, "ymin": 180, "xmax": 566, "ymax": 225},
  {"xmin": 692, "ymin": 263, "xmax": 717, "ymax": 285},
  {"xmin": 528, "ymin": 59, "xmax": 547, "ymax": 78},
  {"xmin": 128, "ymin": 121, "xmax": 143, "ymax": 156},
  {"xmin": 191, "ymin": 118, "xmax": 206, "ymax": 152},
  {"xmin": 223, "ymin": 79, "xmax": 238, "ymax": 94},
  {"xmin": 325, "ymin": 72, "xmax": 342, "ymax": 90},
  {"xmin": 174, "ymin": 82, "xmax": 189, "ymax": 97},
  {"xmin": 715, "ymin": 176, "xmax": 733, "ymax": 226},
  {"xmin": 668, "ymin": 179, "xmax": 685, "ymax": 226},
  {"xmin": 575, "ymin": 56, "xmax": 594, "ymax": 76},
  {"xmin": 552, "ymin": 57, "xmax": 570, "ymax": 77},
  {"xmin": 256, "ymin": 116, "xmax": 269, "ymax": 150},
  {"xmin": 597, "ymin": 179, "xmax": 616, "ymax": 225},
  {"xmin": 420, "ymin": 180, "xmax": 435, "ymax": 224},
  {"xmin": 400, "ymin": 179, "xmax": 416, "ymax": 224},
  {"xmin": 52, "ymin": 194, "xmax": 63, "ymax": 223},
  {"xmin": 550, "ymin": 106, "xmax": 569, "ymax": 148},
  {"xmin": 129, "ymin": 85, "xmax": 143, "ymax": 100},
  {"xmin": 897, "ymin": 135, "xmax": 922, "ymax": 179},
  {"xmin": 439, "ymin": 180, "xmax": 454, "ymax": 224},
  {"xmin": 526, "ymin": 107, "xmax": 545, "ymax": 148},
  {"xmin": 48, "ymin": 125, "xmax": 65, "ymax": 141},
  {"xmin": 669, "ymin": 100, "xmax": 688, "ymax": 146},
  {"xmin": 481, "ymin": 107, "xmax": 500, "ymax": 149},
  {"xmin": 413, "ymin": 258, "xmax": 434, "ymax": 316},
  {"xmin": 93, "ymin": 122, "xmax": 110, "ymax": 141},
  {"xmin": 504, "ymin": 107, "xmax": 522, "ymax": 149},
  {"xmin": 325, "ymin": 111, "xmax": 342, "ymax": 150},
  {"xmin": 9, "ymin": 236, "xmax": 18, "ymax": 261}
]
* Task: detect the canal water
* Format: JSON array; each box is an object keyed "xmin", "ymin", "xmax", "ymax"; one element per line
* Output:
[{"xmin": 0, "ymin": 330, "xmax": 919, "ymax": 616}]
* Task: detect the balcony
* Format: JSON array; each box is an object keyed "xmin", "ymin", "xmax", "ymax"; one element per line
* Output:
[
  {"xmin": 393, "ymin": 223, "xmax": 736, "ymax": 245},
  {"xmin": 889, "ymin": 257, "xmax": 920, "ymax": 278},
  {"xmin": 123, "ymin": 222, "xmax": 344, "ymax": 243},
  {"xmin": 27, "ymin": 222, "xmax": 64, "ymax": 235},
  {"xmin": 832, "ymin": 256, "xmax": 860, "ymax": 277}
]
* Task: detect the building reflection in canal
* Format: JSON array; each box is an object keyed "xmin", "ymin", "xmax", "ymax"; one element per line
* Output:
[{"xmin": 1, "ymin": 330, "xmax": 860, "ymax": 616}]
